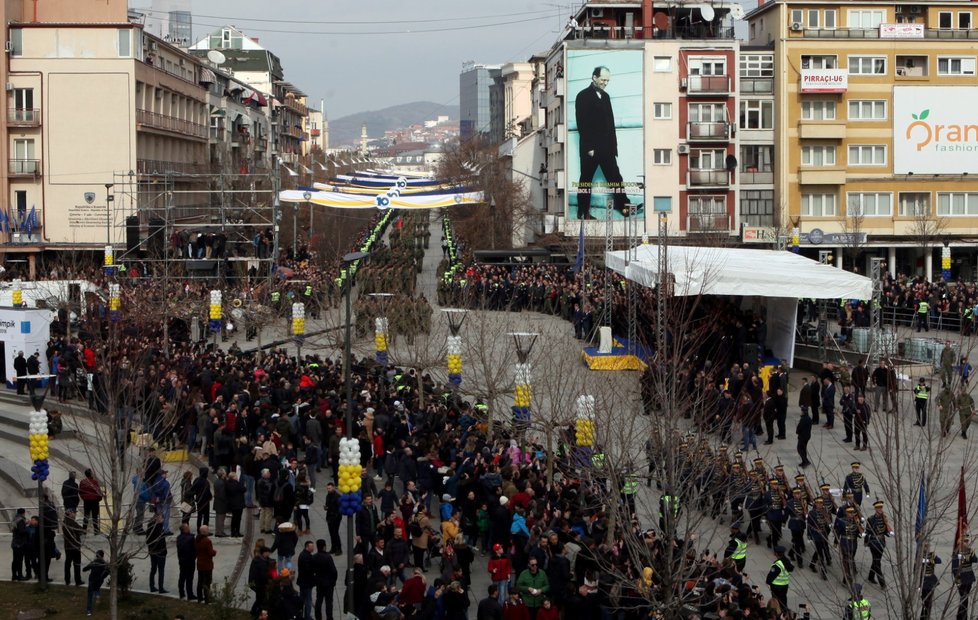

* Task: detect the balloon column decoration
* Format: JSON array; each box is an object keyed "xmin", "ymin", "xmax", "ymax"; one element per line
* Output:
[
  {"xmin": 337, "ymin": 437, "xmax": 363, "ymax": 516},
  {"xmin": 104, "ymin": 245, "xmax": 114, "ymax": 275},
  {"xmin": 292, "ymin": 302, "xmax": 306, "ymax": 341},
  {"xmin": 792, "ymin": 228, "xmax": 800, "ymax": 253},
  {"xmin": 374, "ymin": 317, "xmax": 389, "ymax": 365},
  {"xmin": 943, "ymin": 245, "xmax": 952, "ymax": 281},
  {"xmin": 29, "ymin": 408, "xmax": 49, "ymax": 481},
  {"xmin": 209, "ymin": 290, "xmax": 222, "ymax": 332},
  {"xmin": 11, "ymin": 278, "xmax": 22, "ymax": 307},
  {"xmin": 510, "ymin": 332, "xmax": 538, "ymax": 428},
  {"xmin": 443, "ymin": 309, "xmax": 467, "ymax": 387},
  {"xmin": 574, "ymin": 394, "xmax": 595, "ymax": 467},
  {"xmin": 109, "ymin": 283, "xmax": 121, "ymax": 322}
]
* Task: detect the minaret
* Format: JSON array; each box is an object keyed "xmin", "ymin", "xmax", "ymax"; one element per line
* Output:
[
  {"xmin": 321, "ymin": 99, "xmax": 329, "ymax": 150},
  {"xmin": 360, "ymin": 124, "xmax": 368, "ymax": 153}
]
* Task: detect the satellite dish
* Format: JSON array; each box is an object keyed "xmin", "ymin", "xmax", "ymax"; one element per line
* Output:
[
  {"xmin": 653, "ymin": 12, "xmax": 669, "ymax": 30},
  {"xmin": 231, "ymin": 308, "xmax": 244, "ymax": 320},
  {"xmin": 729, "ymin": 4, "xmax": 746, "ymax": 19},
  {"xmin": 207, "ymin": 50, "xmax": 226, "ymax": 65},
  {"xmin": 701, "ymin": 5, "xmax": 716, "ymax": 21}
]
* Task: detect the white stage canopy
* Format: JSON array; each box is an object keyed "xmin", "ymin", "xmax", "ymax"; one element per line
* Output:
[{"xmin": 606, "ymin": 245, "xmax": 873, "ymax": 300}]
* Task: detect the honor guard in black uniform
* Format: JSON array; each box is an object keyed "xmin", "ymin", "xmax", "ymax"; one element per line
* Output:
[
  {"xmin": 746, "ymin": 477, "xmax": 767, "ymax": 545},
  {"xmin": 787, "ymin": 487, "xmax": 808, "ymax": 563},
  {"xmin": 820, "ymin": 482, "xmax": 838, "ymax": 513},
  {"xmin": 795, "ymin": 474, "xmax": 815, "ymax": 505},
  {"xmin": 953, "ymin": 534, "xmax": 976, "ymax": 620},
  {"xmin": 920, "ymin": 544, "xmax": 942, "ymax": 620},
  {"xmin": 836, "ymin": 506, "xmax": 864, "ymax": 586},
  {"xmin": 752, "ymin": 457, "xmax": 768, "ymax": 482},
  {"xmin": 773, "ymin": 463, "xmax": 791, "ymax": 492},
  {"xmin": 865, "ymin": 500, "xmax": 893, "ymax": 588},
  {"xmin": 724, "ymin": 521, "xmax": 748, "ymax": 572},
  {"xmin": 765, "ymin": 478, "xmax": 786, "ymax": 549},
  {"xmin": 729, "ymin": 462, "xmax": 750, "ymax": 520},
  {"xmin": 844, "ymin": 462, "xmax": 871, "ymax": 506},
  {"xmin": 807, "ymin": 496, "xmax": 831, "ymax": 578},
  {"xmin": 710, "ymin": 447, "xmax": 729, "ymax": 520}
]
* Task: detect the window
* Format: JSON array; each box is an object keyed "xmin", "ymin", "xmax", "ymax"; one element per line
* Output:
[
  {"xmin": 791, "ymin": 9, "xmax": 803, "ymax": 25},
  {"xmin": 961, "ymin": 12, "xmax": 972, "ymax": 29},
  {"xmin": 117, "ymin": 29, "xmax": 131, "ymax": 57},
  {"xmin": 824, "ymin": 10, "xmax": 837, "ymax": 29},
  {"xmin": 9, "ymin": 29, "xmax": 22, "ymax": 57},
  {"xmin": 741, "ymin": 190, "xmax": 775, "ymax": 225},
  {"xmin": 801, "ymin": 100, "xmax": 837, "ymax": 121},
  {"xmin": 848, "ymin": 145, "xmax": 887, "ymax": 166},
  {"xmin": 899, "ymin": 192, "xmax": 931, "ymax": 216},
  {"xmin": 741, "ymin": 145, "xmax": 774, "ymax": 172},
  {"xmin": 807, "ymin": 9, "xmax": 819, "ymax": 29},
  {"xmin": 937, "ymin": 192, "xmax": 978, "ymax": 215},
  {"xmin": 688, "ymin": 103, "xmax": 726, "ymax": 122},
  {"xmin": 653, "ymin": 56, "xmax": 673, "ymax": 72},
  {"xmin": 938, "ymin": 56, "xmax": 977, "ymax": 76},
  {"xmin": 739, "ymin": 99, "xmax": 773, "ymax": 129},
  {"xmin": 802, "ymin": 193, "xmax": 836, "ymax": 216},
  {"xmin": 801, "ymin": 55, "xmax": 837, "ymax": 69},
  {"xmin": 848, "ymin": 100, "xmax": 887, "ymax": 120},
  {"xmin": 802, "ymin": 145, "xmax": 836, "ymax": 166},
  {"xmin": 688, "ymin": 196, "xmax": 726, "ymax": 213},
  {"xmin": 690, "ymin": 149, "xmax": 726, "ymax": 169},
  {"xmin": 740, "ymin": 54, "xmax": 774, "ymax": 78},
  {"xmin": 12, "ymin": 139, "xmax": 35, "ymax": 174},
  {"xmin": 653, "ymin": 149, "xmax": 672, "ymax": 165},
  {"xmin": 653, "ymin": 102, "xmax": 673, "ymax": 119},
  {"xmin": 940, "ymin": 12, "xmax": 953, "ymax": 29},
  {"xmin": 848, "ymin": 10, "xmax": 884, "ymax": 28},
  {"xmin": 849, "ymin": 56, "xmax": 887, "ymax": 75},
  {"xmin": 689, "ymin": 58, "xmax": 726, "ymax": 75},
  {"xmin": 848, "ymin": 192, "xmax": 892, "ymax": 216},
  {"xmin": 14, "ymin": 190, "xmax": 26, "ymax": 220},
  {"xmin": 653, "ymin": 196, "xmax": 673, "ymax": 212}
]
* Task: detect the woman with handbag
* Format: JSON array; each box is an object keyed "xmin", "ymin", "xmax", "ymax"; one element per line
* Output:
[{"xmin": 179, "ymin": 470, "xmax": 195, "ymax": 524}]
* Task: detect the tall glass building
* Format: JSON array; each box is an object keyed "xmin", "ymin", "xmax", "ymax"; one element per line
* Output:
[{"xmin": 459, "ymin": 63, "xmax": 501, "ymax": 142}]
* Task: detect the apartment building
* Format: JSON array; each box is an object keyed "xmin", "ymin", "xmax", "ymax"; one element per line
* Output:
[
  {"xmin": 747, "ymin": 0, "xmax": 978, "ymax": 279},
  {"xmin": 540, "ymin": 0, "xmax": 744, "ymax": 239}
]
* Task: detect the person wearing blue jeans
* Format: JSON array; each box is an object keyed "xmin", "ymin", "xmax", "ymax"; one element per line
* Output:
[{"xmin": 83, "ymin": 550, "xmax": 108, "ymax": 616}]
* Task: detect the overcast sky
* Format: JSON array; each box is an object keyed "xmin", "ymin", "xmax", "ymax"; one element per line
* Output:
[{"xmin": 132, "ymin": 0, "xmax": 573, "ymax": 120}]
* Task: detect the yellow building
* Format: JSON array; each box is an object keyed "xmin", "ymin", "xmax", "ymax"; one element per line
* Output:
[{"xmin": 747, "ymin": 0, "xmax": 978, "ymax": 279}]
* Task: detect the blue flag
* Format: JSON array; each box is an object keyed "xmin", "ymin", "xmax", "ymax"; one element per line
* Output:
[
  {"xmin": 573, "ymin": 219, "xmax": 584, "ymax": 273},
  {"xmin": 915, "ymin": 473, "xmax": 927, "ymax": 539},
  {"xmin": 25, "ymin": 206, "xmax": 36, "ymax": 240},
  {"xmin": 0, "ymin": 210, "xmax": 8, "ymax": 234}
]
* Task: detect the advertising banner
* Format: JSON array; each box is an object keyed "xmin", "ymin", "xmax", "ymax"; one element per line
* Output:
[
  {"xmin": 566, "ymin": 49, "xmax": 645, "ymax": 221},
  {"xmin": 894, "ymin": 86, "xmax": 978, "ymax": 174},
  {"xmin": 880, "ymin": 23, "xmax": 924, "ymax": 38},
  {"xmin": 800, "ymin": 69, "xmax": 848, "ymax": 93}
]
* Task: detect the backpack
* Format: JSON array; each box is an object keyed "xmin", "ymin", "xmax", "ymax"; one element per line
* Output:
[
  {"xmin": 273, "ymin": 482, "xmax": 286, "ymax": 504},
  {"xmin": 410, "ymin": 519, "xmax": 423, "ymax": 538}
]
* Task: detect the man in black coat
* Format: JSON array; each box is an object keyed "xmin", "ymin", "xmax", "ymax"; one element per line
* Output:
[
  {"xmin": 225, "ymin": 471, "xmax": 246, "ymax": 537},
  {"xmin": 175, "ymin": 522, "xmax": 196, "ymax": 600},
  {"xmin": 313, "ymin": 539, "xmax": 338, "ymax": 620},
  {"xmin": 13, "ymin": 351, "xmax": 27, "ymax": 394},
  {"xmin": 796, "ymin": 409, "xmax": 813, "ymax": 468},
  {"xmin": 189, "ymin": 467, "xmax": 212, "ymax": 529},
  {"xmin": 574, "ymin": 65, "xmax": 628, "ymax": 219},
  {"xmin": 323, "ymin": 481, "xmax": 342, "ymax": 555},
  {"xmin": 61, "ymin": 471, "xmax": 80, "ymax": 514},
  {"xmin": 477, "ymin": 584, "xmax": 503, "ymax": 620},
  {"xmin": 248, "ymin": 546, "xmax": 271, "ymax": 616},
  {"xmin": 297, "ymin": 540, "xmax": 317, "ymax": 620}
]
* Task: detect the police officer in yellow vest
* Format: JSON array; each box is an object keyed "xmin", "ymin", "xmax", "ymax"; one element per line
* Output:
[
  {"xmin": 917, "ymin": 298, "xmax": 930, "ymax": 332},
  {"xmin": 658, "ymin": 489, "xmax": 680, "ymax": 532},
  {"xmin": 620, "ymin": 471, "xmax": 639, "ymax": 515},
  {"xmin": 914, "ymin": 378, "xmax": 931, "ymax": 427},
  {"xmin": 766, "ymin": 545, "xmax": 793, "ymax": 608},
  {"xmin": 845, "ymin": 583, "xmax": 871, "ymax": 620},
  {"xmin": 724, "ymin": 521, "xmax": 748, "ymax": 572}
]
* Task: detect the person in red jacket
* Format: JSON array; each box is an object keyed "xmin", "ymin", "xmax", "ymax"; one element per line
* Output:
[
  {"xmin": 502, "ymin": 590, "xmax": 530, "ymax": 620},
  {"xmin": 79, "ymin": 469, "xmax": 103, "ymax": 534},
  {"xmin": 535, "ymin": 598, "xmax": 559, "ymax": 620},
  {"xmin": 195, "ymin": 525, "xmax": 217, "ymax": 604},
  {"xmin": 488, "ymin": 543, "xmax": 512, "ymax": 601}
]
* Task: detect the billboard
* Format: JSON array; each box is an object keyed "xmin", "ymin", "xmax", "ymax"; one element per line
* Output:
[
  {"xmin": 894, "ymin": 86, "xmax": 978, "ymax": 174},
  {"xmin": 800, "ymin": 69, "xmax": 847, "ymax": 93},
  {"xmin": 566, "ymin": 49, "xmax": 644, "ymax": 221}
]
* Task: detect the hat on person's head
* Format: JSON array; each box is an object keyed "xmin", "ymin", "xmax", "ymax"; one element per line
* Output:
[
  {"xmin": 492, "ymin": 543, "xmax": 503, "ymax": 553},
  {"xmin": 499, "ymin": 496, "xmax": 509, "ymax": 506},
  {"xmin": 873, "ymin": 500, "xmax": 884, "ymax": 509},
  {"xmin": 773, "ymin": 545, "xmax": 786, "ymax": 555},
  {"xmin": 278, "ymin": 522, "xmax": 296, "ymax": 532},
  {"xmin": 366, "ymin": 407, "xmax": 375, "ymax": 414},
  {"xmin": 260, "ymin": 546, "xmax": 272, "ymax": 554},
  {"xmin": 442, "ymin": 494, "xmax": 454, "ymax": 503},
  {"xmin": 852, "ymin": 462, "xmax": 861, "ymax": 469}
]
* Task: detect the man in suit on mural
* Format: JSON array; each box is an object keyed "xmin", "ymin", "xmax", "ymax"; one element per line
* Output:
[{"xmin": 575, "ymin": 66, "xmax": 629, "ymax": 220}]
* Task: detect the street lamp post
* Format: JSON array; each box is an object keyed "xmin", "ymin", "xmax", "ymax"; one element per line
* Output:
[
  {"xmin": 104, "ymin": 183, "xmax": 115, "ymax": 248},
  {"xmin": 342, "ymin": 250, "xmax": 368, "ymax": 614},
  {"xmin": 27, "ymin": 374, "xmax": 54, "ymax": 590}
]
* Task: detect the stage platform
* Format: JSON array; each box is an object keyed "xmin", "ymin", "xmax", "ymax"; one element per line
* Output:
[{"xmin": 582, "ymin": 337, "xmax": 651, "ymax": 371}]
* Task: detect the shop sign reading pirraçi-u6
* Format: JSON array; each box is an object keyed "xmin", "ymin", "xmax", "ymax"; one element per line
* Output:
[{"xmin": 894, "ymin": 86, "xmax": 978, "ymax": 174}]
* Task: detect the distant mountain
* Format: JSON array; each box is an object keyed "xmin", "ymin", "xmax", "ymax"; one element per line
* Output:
[{"xmin": 329, "ymin": 101, "xmax": 458, "ymax": 147}]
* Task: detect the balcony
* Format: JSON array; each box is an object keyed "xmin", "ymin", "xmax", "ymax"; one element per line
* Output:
[
  {"xmin": 7, "ymin": 108, "xmax": 40, "ymax": 127},
  {"xmin": 687, "ymin": 121, "xmax": 731, "ymax": 141},
  {"xmin": 740, "ymin": 170, "xmax": 774, "ymax": 184},
  {"xmin": 685, "ymin": 75, "xmax": 731, "ymax": 96},
  {"xmin": 740, "ymin": 77, "xmax": 774, "ymax": 94},
  {"xmin": 687, "ymin": 169, "xmax": 730, "ymax": 187},
  {"xmin": 687, "ymin": 213, "xmax": 732, "ymax": 232},
  {"xmin": 9, "ymin": 159, "xmax": 39, "ymax": 177},
  {"xmin": 798, "ymin": 122, "xmax": 847, "ymax": 139},
  {"xmin": 798, "ymin": 168, "xmax": 846, "ymax": 184},
  {"xmin": 136, "ymin": 109, "xmax": 208, "ymax": 140},
  {"xmin": 796, "ymin": 27, "xmax": 978, "ymax": 39}
]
